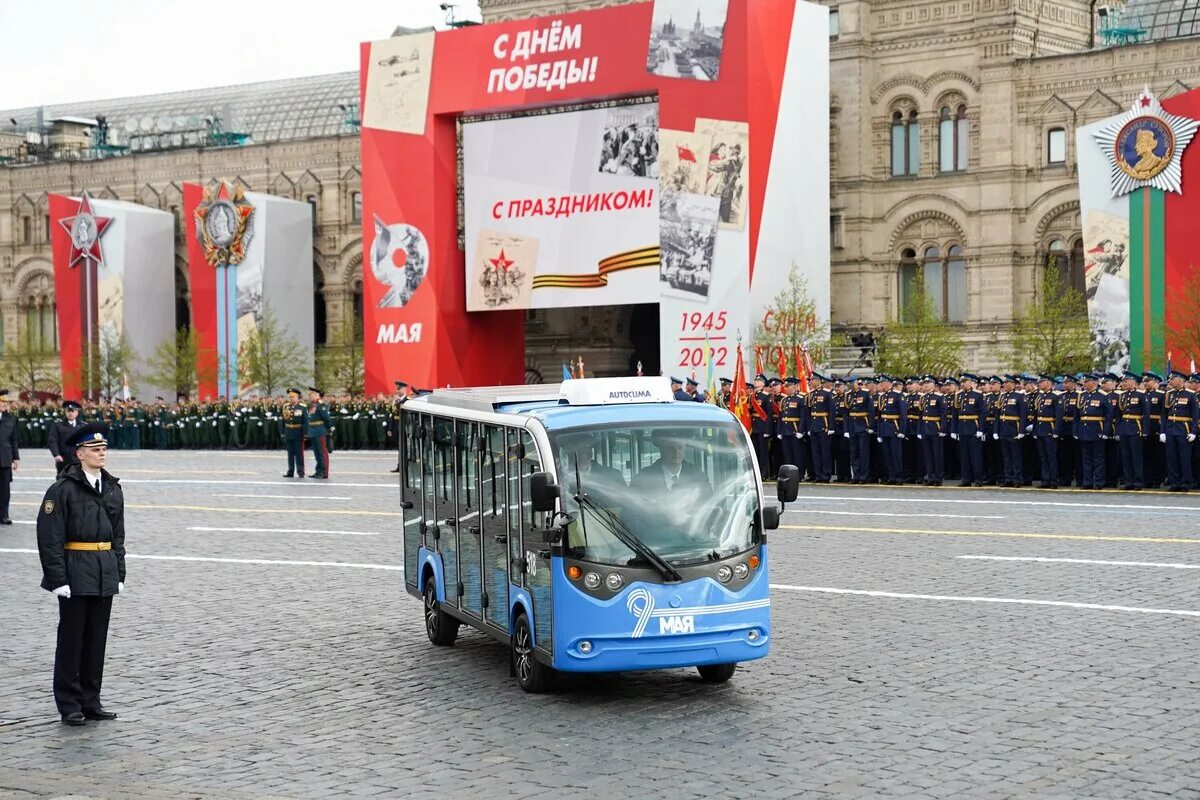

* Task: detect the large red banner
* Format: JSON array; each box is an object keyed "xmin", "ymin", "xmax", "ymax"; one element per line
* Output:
[
  {"xmin": 359, "ymin": 0, "xmax": 802, "ymax": 393},
  {"xmin": 1162, "ymin": 90, "xmax": 1200, "ymax": 357}
]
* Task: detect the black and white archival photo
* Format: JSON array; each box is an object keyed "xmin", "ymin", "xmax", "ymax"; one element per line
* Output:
[
  {"xmin": 645, "ymin": 0, "xmax": 728, "ymax": 81},
  {"xmin": 598, "ymin": 102, "xmax": 660, "ymax": 177},
  {"xmin": 659, "ymin": 190, "xmax": 719, "ymax": 300}
]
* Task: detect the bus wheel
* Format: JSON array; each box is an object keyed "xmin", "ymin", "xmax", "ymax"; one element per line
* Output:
[
  {"xmin": 424, "ymin": 580, "xmax": 458, "ymax": 646},
  {"xmin": 697, "ymin": 663, "xmax": 737, "ymax": 683},
  {"xmin": 512, "ymin": 613, "xmax": 554, "ymax": 693}
]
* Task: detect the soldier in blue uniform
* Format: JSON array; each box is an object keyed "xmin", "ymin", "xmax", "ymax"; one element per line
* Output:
[
  {"xmin": 995, "ymin": 375, "xmax": 1027, "ymax": 487},
  {"xmin": 1142, "ymin": 372, "xmax": 1166, "ymax": 488},
  {"xmin": 685, "ymin": 377, "xmax": 703, "ymax": 401},
  {"xmin": 1032, "ymin": 375, "xmax": 1063, "ymax": 489},
  {"xmin": 843, "ymin": 376, "xmax": 874, "ymax": 483},
  {"xmin": 956, "ymin": 374, "xmax": 986, "ymax": 487},
  {"xmin": 807, "ymin": 373, "xmax": 835, "ymax": 483},
  {"xmin": 875, "ymin": 376, "xmax": 907, "ymax": 485},
  {"xmin": 1076, "ymin": 374, "xmax": 1112, "ymax": 490},
  {"xmin": 1100, "ymin": 373, "xmax": 1122, "ymax": 488},
  {"xmin": 307, "ymin": 387, "xmax": 332, "ymax": 480},
  {"xmin": 775, "ymin": 378, "xmax": 806, "ymax": 475},
  {"xmin": 981, "ymin": 376, "xmax": 1002, "ymax": 484},
  {"xmin": 1161, "ymin": 370, "xmax": 1198, "ymax": 492},
  {"xmin": 1114, "ymin": 371, "xmax": 1149, "ymax": 489},
  {"xmin": 281, "ymin": 388, "xmax": 309, "ymax": 479},
  {"xmin": 750, "ymin": 374, "xmax": 774, "ymax": 480},
  {"xmin": 903, "ymin": 377, "xmax": 923, "ymax": 483},
  {"xmin": 1019, "ymin": 374, "xmax": 1039, "ymax": 485},
  {"xmin": 670, "ymin": 377, "xmax": 691, "ymax": 402},
  {"xmin": 831, "ymin": 377, "xmax": 851, "ymax": 482},
  {"xmin": 1057, "ymin": 375, "xmax": 1080, "ymax": 487},
  {"xmin": 942, "ymin": 377, "xmax": 962, "ymax": 482},
  {"xmin": 918, "ymin": 376, "xmax": 947, "ymax": 485}
]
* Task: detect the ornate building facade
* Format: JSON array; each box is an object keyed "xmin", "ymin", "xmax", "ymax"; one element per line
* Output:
[
  {"xmin": 4, "ymin": 0, "xmax": 1200, "ymax": 386},
  {"xmin": 485, "ymin": 0, "xmax": 1200, "ymax": 369}
]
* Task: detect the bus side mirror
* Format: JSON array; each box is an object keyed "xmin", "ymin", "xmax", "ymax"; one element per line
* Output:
[
  {"xmin": 530, "ymin": 471, "xmax": 560, "ymax": 513},
  {"xmin": 776, "ymin": 464, "xmax": 800, "ymax": 505},
  {"xmin": 762, "ymin": 505, "xmax": 781, "ymax": 531}
]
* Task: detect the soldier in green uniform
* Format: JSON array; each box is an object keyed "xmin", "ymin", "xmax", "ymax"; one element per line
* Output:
[
  {"xmin": 307, "ymin": 388, "xmax": 332, "ymax": 479},
  {"xmin": 281, "ymin": 389, "xmax": 309, "ymax": 477}
]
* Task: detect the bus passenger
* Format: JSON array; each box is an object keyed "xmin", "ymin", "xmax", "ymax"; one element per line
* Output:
[{"xmin": 631, "ymin": 429, "xmax": 712, "ymax": 500}]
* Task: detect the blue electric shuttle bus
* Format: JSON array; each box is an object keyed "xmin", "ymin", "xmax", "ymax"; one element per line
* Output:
[{"xmin": 398, "ymin": 376, "xmax": 799, "ymax": 692}]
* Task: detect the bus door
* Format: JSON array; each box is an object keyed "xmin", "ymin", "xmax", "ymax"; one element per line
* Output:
[
  {"xmin": 507, "ymin": 428, "xmax": 552, "ymax": 653},
  {"xmin": 431, "ymin": 416, "xmax": 458, "ymax": 605},
  {"xmin": 400, "ymin": 411, "xmax": 423, "ymax": 592},
  {"xmin": 481, "ymin": 424, "xmax": 510, "ymax": 632},
  {"xmin": 456, "ymin": 420, "xmax": 483, "ymax": 619}
]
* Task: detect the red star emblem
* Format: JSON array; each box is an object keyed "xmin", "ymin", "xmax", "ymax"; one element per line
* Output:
[
  {"xmin": 58, "ymin": 191, "xmax": 112, "ymax": 269},
  {"xmin": 488, "ymin": 248, "xmax": 514, "ymax": 272},
  {"xmin": 1140, "ymin": 95, "xmax": 1151, "ymax": 107}
]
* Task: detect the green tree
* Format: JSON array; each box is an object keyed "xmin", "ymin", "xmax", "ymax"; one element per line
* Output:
[
  {"xmin": 751, "ymin": 262, "xmax": 830, "ymax": 373},
  {"xmin": 238, "ymin": 304, "xmax": 310, "ymax": 397},
  {"xmin": 1005, "ymin": 278, "xmax": 1092, "ymax": 375},
  {"xmin": 143, "ymin": 326, "xmax": 212, "ymax": 400},
  {"xmin": 2, "ymin": 329, "xmax": 60, "ymax": 397},
  {"xmin": 315, "ymin": 313, "xmax": 365, "ymax": 396},
  {"xmin": 95, "ymin": 326, "xmax": 139, "ymax": 400},
  {"xmin": 875, "ymin": 274, "xmax": 965, "ymax": 376}
]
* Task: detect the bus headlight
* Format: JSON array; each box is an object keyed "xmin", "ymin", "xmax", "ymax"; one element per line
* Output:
[
  {"xmin": 584, "ymin": 572, "xmax": 602, "ymax": 590},
  {"xmin": 734, "ymin": 563, "xmax": 749, "ymax": 580},
  {"xmin": 717, "ymin": 566, "xmax": 733, "ymax": 583},
  {"xmin": 605, "ymin": 573, "xmax": 624, "ymax": 591}
]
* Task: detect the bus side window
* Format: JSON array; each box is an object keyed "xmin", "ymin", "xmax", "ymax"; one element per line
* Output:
[
  {"xmin": 521, "ymin": 431, "xmax": 542, "ymax": 531},
  {"xmin": 482, "ymin": 425, "xmax": 510, "ymax": 630},
  {"xmin": 421, "ymin": 415, "xmax": 435, "ymax": 551},
  {"xmin": 506, "ymin": 428, "xmax": 523, "ymax": 586},
  {"xmin": 457, "ymin": 420, "xmax": 482, "ymax": 618}
]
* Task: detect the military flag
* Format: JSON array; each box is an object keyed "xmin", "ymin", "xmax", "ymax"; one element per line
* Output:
[{"xmin": 730, "ymin": 341, "xmax": 752, "ymax": 431}]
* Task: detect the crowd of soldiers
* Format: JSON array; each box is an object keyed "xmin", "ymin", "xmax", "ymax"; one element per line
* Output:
[
  {"xmin": 8, "ymin": 395, "xmax": 405, "ymax": 454},
  {"xmin": 685, "ymin": 369, "xmax": 1200, "ymax": 492}
]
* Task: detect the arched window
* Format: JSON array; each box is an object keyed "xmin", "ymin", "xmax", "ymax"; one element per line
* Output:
[
  {"xmin": 1045, "ymin": 238, "xmax": 1068, "ymax": 288},
  {"xmin": 890, "ymin": 108, "xmax": 920, "ymax": 177},
  {"xmin": 1068, "ymin": 239, "xmax": 1085, "ymax": 295},
  {"xmin": 898, "ymin": 248, "xmax": 919, "ymax": 317},
  {"xmin": 946, "ymin": 245, "xmax": 966, "ymax": 321},
  {"xmin": 351, "ymin": 191, "xmax": 362, "ymax": 223},
  {"xmin": 24, "ymin": 297, "xmax": 56, "ymax": 352},
  {"xmin": 924, "ymin": 246, "xmax": 944, "ymax": 318},
  {"xmin": 352, "ymin": 278, "xmax": 363, "ymax": 323},
  {"xmin": 20, "ymin": 217, "xmax": 31, "ymax": 245},
  {"xmin": 938, "ymin": 105, "xmax": 968, "ymax": 173}
]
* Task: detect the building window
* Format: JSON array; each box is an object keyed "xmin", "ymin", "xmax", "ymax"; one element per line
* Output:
[
  {"xmin": 830, "ymin": 212, "xmax": 844, "ymax": 249},
  {"xmin": 1047, "ymin": 127, "xmax": 1067, "ymax": 164},
  {"xmin": 314, "ymin": 270, "xmax": 327, "ymax": 347},
  {"xmin": 938, "ymin": 105, "xmax": 968, "ymax": 173},
  {"xmin": 829, "ymin": 9, "xmax": 839, "ymax": 38},
  {"xmin": 169, "ymin": 205, "xmax": 182, "ymax": 241},
  {"xmin": 352, "ymin": 191, "xmax": 362, "ymax": 223},
  {"xmin": 1045, "ymin": 238, "xmax": 1086, "ymax": 296},
  {"xmin": 20, "ymin": 217, "xmax": 31, "ymax": 245},
  {"xmin": 891, "ymin": 109, "xmax": 919, "ymax": 177},
  {"xmin": 899, "ymin": 245, "xmax": 966, "ymax": 322},
  {"xmin": 352, "ymin": 279, "xmax": 363, "ymax": 323},
  {"xmin": 44, "ymin": 215, "xmax": 51, "ymax": 242},
  {"xmin": 306, "ymin": 195, "xmax": 318, "ymax": 232},
  {"xmin": 24, "ymin": 299, "xmax": 57, "ymax": 352}
]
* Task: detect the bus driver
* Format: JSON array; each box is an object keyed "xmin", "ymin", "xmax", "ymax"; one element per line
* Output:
[{"xmin": 632, "ymin": 429, "xmax": 712, "ymax": 500}]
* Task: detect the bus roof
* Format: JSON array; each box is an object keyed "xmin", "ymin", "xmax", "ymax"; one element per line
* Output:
[{"xmin": 407, "ymin": 378, "xmax": 738, "ymax": 431}]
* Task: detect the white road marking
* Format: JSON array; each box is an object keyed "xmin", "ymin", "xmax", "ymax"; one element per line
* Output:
[
  {"xmin": 225, "ymin": 494, "xmax": 355, "ymax": 501},
  {"xmin": 187, "ymin": 526, "xmax": 382, "ymax": 536},
  {"xmin": 788, "ymin": 494, "xmax": 1200, "ymax": 513},
  {"xmin": 769, "ymin": 583, "xmax": 1200, "ymax": 618},
  {"xmin": 958, "ymin": 555, "xmax": 1200, "ymax": 570},
  {"xmin": 0, "ymin": 548, "xmax": 400, "ymax": 571},
  {"xmin": 813, "ymin": 510, "xmax": 1002, "ymax": 520},
  {"xmin": 13, "ymin": 477, "xmax": 396, "ymax": 489}
]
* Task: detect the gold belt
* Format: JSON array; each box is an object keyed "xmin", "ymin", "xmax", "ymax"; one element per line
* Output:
[
  {"xmin": 285, "ymin": 424, "xmax": 302, "ymax": 429},
  {"xmin": 1121, "ymin": 415, "xmax": 1143, "ymax": 420},
  {"xmin": 65, "ymin": 541, "xmax": 111, "ymax": 551},
  {"xmin": 850, "ymin": 412, "xmax": 868, "ymax": 417},
  {"xmin": 1079, "ymin": 416, "xmax": 1103, "ymax": 421},
  {"xmin": 882, "ymin": 414, "xmax": 899, "ymax": 420},
  {"xmin": 1000, "ymin": 416, "xmax": 1020, "ymax": 421},
  {"xmin": 782, "ymin": 417, "xmax": 800, "ymax": 422},
  {"xmin": 1169, "ymin": 416, "xmax": 1194, "ymax": 421}
]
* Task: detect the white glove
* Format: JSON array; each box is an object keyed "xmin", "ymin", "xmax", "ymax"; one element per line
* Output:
[
  {"xmin": 916, "ymin": 434, "xmax": 923, "ymax": 440},
  {"xmin": 52, "ymin": 585, "xmax": 71, "ymax": 599},
  {"xmin": 776, "ymin": 434, "xmax": 782, "ymax": 439},
  {"xmin": 898, "ymin": 433, "xmax": 906, "ymax": 440},
  {"xmin": 828, "ymin": 430, "xmax": 836, "ymax": 437},
  {"xmin": 939, "ymin": 433, "xmax": 947, "ymax": 438},
  {"xmin": 876, "ymin": 436, "xmax": 883, "ymax": 443},
  {"xmin": 795, "ymin": 433, "xmax": 802, "ymax": 439},
  {"xmin": 951, "ymin": 433, "xmax": 959, "ymax": 440},
  {"xmin": 1016, "ymin": 434, "xmax": 1024, "ymax": 440},
  {"xmin": 975, "ymin": 431, "xmax": 984, "ymax": 440},
  {"xmin": 992, "ymin": 433, "xmax": 999, "ymax": 440},
  {"xmin": 1025, "ymin": 425, "xmax": 1033, "ymax": 433},
  {"xmin": 843, "ymin": 432, "xmax": 850, "ymax": 439},
  {"xmin": 1160, "ymin": 433, "xmax": 1167, "ymax": 443},
  {"xmin": 1190, "ymin": 434, "xmax": 1197, "ymax": 443},
  {"xmin": 118, "ymin": 582, "xmax": 124, "ymax": 593}
]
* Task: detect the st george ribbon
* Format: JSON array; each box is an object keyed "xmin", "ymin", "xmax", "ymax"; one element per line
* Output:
[
  {"xmin": 57, "ymin": 192, "xmax": 112, "ymax": 396},
  {"xmin": 195, "ymin": 182, "xmax": 255, "ymax": 399}
]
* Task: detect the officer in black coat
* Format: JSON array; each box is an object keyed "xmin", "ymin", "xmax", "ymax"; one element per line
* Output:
[
  {"xmin": 37, "ymin": 422, "xmax": 125, "ymax": 726},
  {"xmin": 49, "ymin": 400, "xmax": 84, "ymax": 474},
  {"xmin": 0, "ymin": 389, "xmax": 20, "ymax": 524}
]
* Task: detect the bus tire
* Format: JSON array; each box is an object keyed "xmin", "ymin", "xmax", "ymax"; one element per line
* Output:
[
  {"xmin": 512, "ymin": 613, "xmax": 554, "ymax": 693},
  {"xmin": 697, "ymin": 662, "xmax": 737, "ymax": 683},
  {"xmin": 424, "ymin": 579, "xmax": 458, "ymax": 646}
]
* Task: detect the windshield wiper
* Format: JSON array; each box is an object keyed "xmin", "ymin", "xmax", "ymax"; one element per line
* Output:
[{"xmin": 574, "ymin": 490, "xmax": 683, "ymax": 583}]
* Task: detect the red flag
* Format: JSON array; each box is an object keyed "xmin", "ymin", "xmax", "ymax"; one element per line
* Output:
[
  {"xmin": 795, "ymin": 345, "xmax": 808, "ymax": 394},
  {"xmin": 754, "ymin": 346, "xmax": 765, "ymax": 378},
  {"xmin": 730, "ymin": 345, "xmax": 752, "ymax": 431},
  {"xmin": 777, "ymin": 346, "xmax": 788, "ymax": 382},
  {"xmin": 676, "ymin": 144, "xmax": 697, "ymax": 163}
]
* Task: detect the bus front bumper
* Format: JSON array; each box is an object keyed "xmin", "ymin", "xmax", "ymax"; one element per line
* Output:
[{"xmin": 554, "ymin": 626, "xmax": 770, "ymax": 672}]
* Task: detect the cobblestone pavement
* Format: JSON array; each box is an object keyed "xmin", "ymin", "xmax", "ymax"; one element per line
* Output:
[{"xmin": 1, "ymin": 451, "xmax": 1198, "ymax": 799}]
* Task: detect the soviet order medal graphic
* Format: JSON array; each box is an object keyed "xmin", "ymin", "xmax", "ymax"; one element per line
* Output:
[
  {"xmin": 195, "ymin": 181, "xmax": 255, "ymax": 267},
  {"xmin": 1094, "ymin": 87, "xmax": 1200, "ymax": 197},
  {"xmin": 58, "ymin": 191, "xmax": 112, "ymax": 269}
]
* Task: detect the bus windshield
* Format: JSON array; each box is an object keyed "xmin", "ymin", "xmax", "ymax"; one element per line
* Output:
[{"xmin": 550, "ymin": 421, "xmax": 761, "ymax": 568}]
